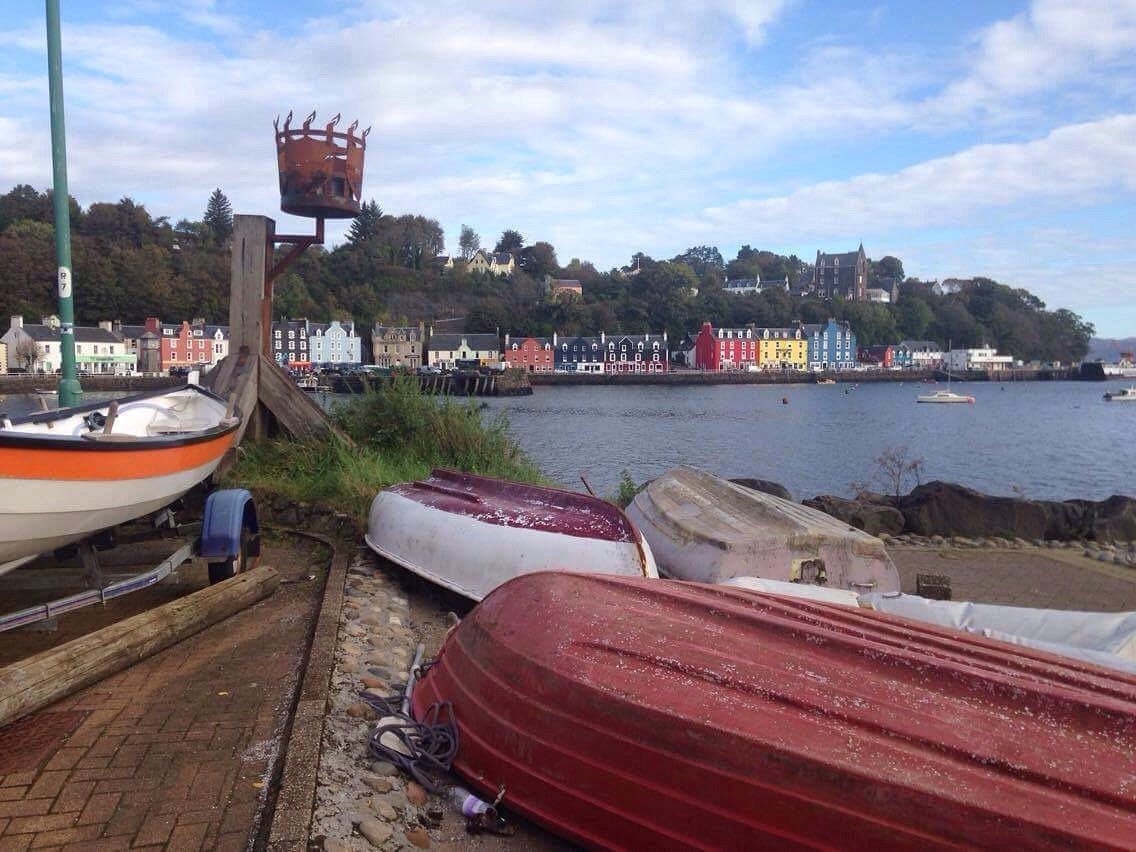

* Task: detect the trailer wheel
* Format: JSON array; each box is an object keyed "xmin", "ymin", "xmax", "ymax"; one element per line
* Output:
[{"xmin": 208, "ymin": 526, "xmax": 253, "ymax": 584}]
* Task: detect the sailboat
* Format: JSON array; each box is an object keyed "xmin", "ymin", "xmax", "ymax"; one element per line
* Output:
[{"xmin": 917, "ymin": 342, "xmax": 974, "ymax": 403}]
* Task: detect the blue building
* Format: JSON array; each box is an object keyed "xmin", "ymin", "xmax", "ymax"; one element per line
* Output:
[
  {"xmin": 553, "ymin": 333, "xmax": 604, "ymax": 373},
  {"xmin": 803, "ymin": 319, "xmax": 857, "ymax": 371}
]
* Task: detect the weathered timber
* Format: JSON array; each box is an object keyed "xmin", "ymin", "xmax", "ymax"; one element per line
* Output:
[
  {"xmin": 258, "ymin": 355, "xmax": 349, "ymax": 442},
  {"xmin": 0, "ymin": 565, "xmax": 280, "ymax": 729}
]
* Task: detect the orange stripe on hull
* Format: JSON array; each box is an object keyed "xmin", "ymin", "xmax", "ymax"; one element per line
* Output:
[{"xmin": 0, "ymin": 432, "xmax": 236, "ymax": 481}]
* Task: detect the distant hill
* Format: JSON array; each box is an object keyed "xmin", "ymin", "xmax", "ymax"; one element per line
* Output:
[{"xmin": 1087, "ymin": 338, "xmax": 1136, "ymax": 362}]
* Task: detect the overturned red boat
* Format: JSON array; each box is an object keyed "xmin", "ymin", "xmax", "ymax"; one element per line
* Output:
[{"xmin": 412, "ymin": 573, "xmax": 1136, "ymax": 850}]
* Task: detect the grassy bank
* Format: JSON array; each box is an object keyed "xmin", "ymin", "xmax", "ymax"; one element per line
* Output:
[{"xmin": 226, "ymin": 377, "xmax": 543, "ymax": 521}]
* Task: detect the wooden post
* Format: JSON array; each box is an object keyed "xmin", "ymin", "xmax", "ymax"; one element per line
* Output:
[{"xmin": 230, "ymin": 215, "xmax": 273, "ymax": 358}]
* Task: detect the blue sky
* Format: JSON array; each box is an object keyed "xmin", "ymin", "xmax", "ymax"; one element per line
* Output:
[{"xmin": 2, "ymin": 0, "xmax": 1134, "ymax": 337}]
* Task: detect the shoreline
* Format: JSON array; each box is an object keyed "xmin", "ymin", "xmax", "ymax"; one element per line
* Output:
[{"xmin": 528, "ymin": 366, "xmax": 1080, "ymax": 386}]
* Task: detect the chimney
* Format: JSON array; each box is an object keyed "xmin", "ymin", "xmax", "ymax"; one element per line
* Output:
[
  {"xmin": 99, "ymin": 320, "xmax": 113, "ymax": 332},
  {"xmin": 504, "ymin": 333, "xmax": 510, "ymax": 346},
  {"xmin": 553, "ymin": 332, "xmax": 558, "ymax": 346},
  {"xmin": 10, "ymin": 316, "xmax": 22, "ymax": 330},
  {"xmin": 601, "ymin": 331, "xmax": 606, "ymax": 344}
]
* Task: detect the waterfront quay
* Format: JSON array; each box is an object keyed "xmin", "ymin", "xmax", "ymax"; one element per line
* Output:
[{"xmin": 529, "ymin": 365, "xmax": 1078, "ymax": 386}]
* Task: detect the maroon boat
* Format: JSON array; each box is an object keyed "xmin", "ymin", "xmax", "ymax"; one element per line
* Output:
[{"xmin": 412, "ymin": 572, "xmax": 1136, "ymax": 850}]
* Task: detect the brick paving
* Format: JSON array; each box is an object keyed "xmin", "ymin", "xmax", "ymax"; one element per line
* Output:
[
  {"xmin": 889, "ymin": 546, "xmax": 1136, "ymax": 611},
  {"xmin": 0, "ymin": 536, "xmax": 329, "ymax": 851}
]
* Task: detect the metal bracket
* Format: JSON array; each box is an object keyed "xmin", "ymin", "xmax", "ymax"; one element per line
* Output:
[{"xmin": 268, "ymin": 217, "xmax": 324, "ymax": 284}]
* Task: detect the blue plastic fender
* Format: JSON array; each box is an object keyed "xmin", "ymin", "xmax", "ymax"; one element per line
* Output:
[{"xmin": 199, "ymin": 489, "xmax": 260, "ymax": 560}]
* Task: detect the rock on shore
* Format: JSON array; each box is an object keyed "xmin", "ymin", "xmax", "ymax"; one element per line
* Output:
[{"xmin": 806, "ymin": 481, "xmax": 1136, "ymax": 543}]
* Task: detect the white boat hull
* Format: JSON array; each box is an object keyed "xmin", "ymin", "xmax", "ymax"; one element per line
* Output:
[
  {"xmin": 627, "ymin": 465, "xmax": 901, "ymax": 594},
  {"xmin": 365, "ymin": 488, "xmax": 657, "ymax": 601},
  {"xmin": 0, "ymin": 385, "xmax": 237, "ymax": 575}
]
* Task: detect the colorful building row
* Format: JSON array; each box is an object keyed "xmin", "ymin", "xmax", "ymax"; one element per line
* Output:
[
  {"xmin": 505, "ymin": 332, "xmax": 669, "ymax": 374},
  {"xmin": 691, "ymin": 319, "xmax": 857, "ymax": 371},
  {"xmin": 270, "ymin": 319, "xmax": 362, "ymax": 370}
]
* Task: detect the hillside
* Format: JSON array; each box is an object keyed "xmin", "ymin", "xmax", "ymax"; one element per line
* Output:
[{"xmin": 1087, "ymin": 338, "xmax": 1136, "ymax": 362}]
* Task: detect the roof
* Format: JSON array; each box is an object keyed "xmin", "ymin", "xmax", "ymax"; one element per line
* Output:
[
  {"xmin": 20, "ymin": 324, "xmax": 123, "ymax": 344},
  {"xmin": 817, "ymin": 248, "xmax": 862, "ymax": 265},
  {"xmin": 427, "ymin": 333, "xmax": 500, "ymax": 351}
]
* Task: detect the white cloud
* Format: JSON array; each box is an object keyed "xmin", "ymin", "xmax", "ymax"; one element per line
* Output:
[
  {"xmin": 929, "ymin": 0, "xmax": 1136, "ymax": 118},
  {"xmin": 688, "ymin": 114, "xmax": 1136, "ymax": 239}
]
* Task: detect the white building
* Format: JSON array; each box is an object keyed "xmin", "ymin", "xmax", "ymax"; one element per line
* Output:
[
  {"xmin": 2, "ymin": 315, "xmax": 132, "ymax": 375},
  {"xmin": 898, "ymin": 339, "xmax": 943, "ymax": 370},
  {"xmin": 310, "ymin": 320, "xmax": 362, "ymax": 367},
  {"xmin": 946, "ymin": 345, "xmax": 1014, "ymax": 373}
]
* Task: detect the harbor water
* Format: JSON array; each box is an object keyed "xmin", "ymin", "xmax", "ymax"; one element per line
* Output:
[{"xmin": 479, "ymin": 380, "xmax": 1136, "ymax": 502}]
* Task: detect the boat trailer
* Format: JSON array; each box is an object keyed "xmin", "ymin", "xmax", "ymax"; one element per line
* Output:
[{"xmin": 0, "ymin": 488, "xmax": 259, "ymax": 634}]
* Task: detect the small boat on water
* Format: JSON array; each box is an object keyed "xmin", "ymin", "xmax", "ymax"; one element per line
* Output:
[
  {"xmin": 0, "ymin": 384, "xmax": 239, "ymax": 575},
  {"xmin": 413, "ymin": 572, "xmax": 1136, "ymax": 850},
  {"xmin": 626, "ymin": 465, "xmax": 900, "ymax": 593},
  {"xmin": 1103, "ymin": 385, "xmax": 1136, "ymax": 401},
  {"xmin": 916, "ymin": 388, "xmax": 975, "ymax": 403},
  {"xmin": 365, "ymin": 469, "xmax": 657, "ymax": 600},
  {"xmin": 296, "ymin": 375, "xmax": 332, "ymax": 392}
]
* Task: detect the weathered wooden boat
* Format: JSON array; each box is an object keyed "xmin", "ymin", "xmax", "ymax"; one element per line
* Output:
[
  {"xmin": 626, "ymin": 465, "xmax": 900, "ymax": 593},
  {"xmin": 413, "ymin": 572, "xmax": 1136, "ymax": 850},
  {"xmin": 0, "ymin": 384, "xmax": 239, "ymax": 575},
  {"xmin": 365, "ymin": 469, "xmax": 657, "ymax": 600}
]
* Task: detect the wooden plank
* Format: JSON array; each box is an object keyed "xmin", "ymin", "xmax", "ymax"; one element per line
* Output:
[{"xmin": 0, "ymin": 565, "xmax": 280, "ymax": 729}]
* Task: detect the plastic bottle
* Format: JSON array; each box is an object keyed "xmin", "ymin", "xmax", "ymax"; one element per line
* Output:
[{"xmin": 447, "ymin": 786, "xmax": 496, "ymax": 820}]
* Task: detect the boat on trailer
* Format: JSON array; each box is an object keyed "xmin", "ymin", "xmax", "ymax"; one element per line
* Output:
[
  {"xmin": 626, "ymin": 465, "xmax": 900, "ymax": 593},
  {"xmin": 413, "ymin": 572, "xmax": 1136, "ymax": 850},
  {"xmin": 0, "ymin": 384, "xmax": 239, "ymax": 576},
  {"xmin": 365, "ymin": 468, "xmax": 657, "ymax": 600}
]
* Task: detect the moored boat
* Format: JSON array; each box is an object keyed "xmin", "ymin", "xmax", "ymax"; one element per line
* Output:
[
  {"xmin": 413, "ymin": 572, "xmax": 1136, "ymax": 850},
  {"xmin": 0, "ymin": 384, "xmax": 239, "ymax": 575},
  {"xmin": 1103, "ymin": 385, "xmax": 1136, "ymax": 401},
  {"xmin": 916, "ymin": 388, "xmax": 975, "ymax": 403},
  {"xmin": 365, "ymin": 469, "xmax": 657, "ymax": 600},
  {"xmin": 626, "ymin": 465, "xmax": 900, "ymax": 593}
]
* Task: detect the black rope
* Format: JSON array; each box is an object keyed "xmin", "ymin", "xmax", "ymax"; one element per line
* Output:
[{"xmin": 365, "ymin": 698, "xmax": 459, "ymax": 793}]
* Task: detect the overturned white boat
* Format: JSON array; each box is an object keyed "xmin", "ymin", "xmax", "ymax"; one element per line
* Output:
[
  {"xmin": 365, "ymin": 468, "xmax": 658, "ymax": 601},
  {"xmin": 627, "ymin": 465, "xmax": 900, "ymax": 594}
]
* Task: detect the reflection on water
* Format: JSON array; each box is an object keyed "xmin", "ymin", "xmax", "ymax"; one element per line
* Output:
[{"xmin": 480, "ymin": 381, "xmax": 1136, "ymax": 502}]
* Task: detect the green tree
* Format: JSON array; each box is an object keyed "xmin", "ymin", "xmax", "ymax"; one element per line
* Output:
[
  {"xmin": 348, "ymin": 200, "xmax": 384, "ymax": 244},
  {"xmin": 494, "ymin": 229, "xmax": 524, "ymax": 254},
  {"xmin": 458, "ymin": 224, "xmax": 480, "ymax": 260},
  {"xmin": 519, "ymin": 241, "xmax": 559, "ymax": 279},
  {"xmin": 203, "ymin": 188, "xmax": 233, "ymax": 245}
]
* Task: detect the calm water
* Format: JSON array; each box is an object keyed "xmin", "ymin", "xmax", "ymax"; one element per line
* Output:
[
  {"xmin": 480, "ymin": 380, "xmax": 1136, "ymax": 502},
  {"xmin": 8, "ymin": 381, "xmax": 1130, "ymax": 503}
]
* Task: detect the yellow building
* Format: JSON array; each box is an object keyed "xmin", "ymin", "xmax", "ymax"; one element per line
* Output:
[{"xmin": 755, "ymin": 326, "xmax": 807, "ymax": 370}]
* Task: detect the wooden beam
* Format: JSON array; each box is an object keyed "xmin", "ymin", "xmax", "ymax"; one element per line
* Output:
[
  {"xmin": 0, "ymin": 566, "xmax": 280, "ymax": 729},
  {"xmin": 256, "ymin": 355, "xmax": 351, "ymax": 444},
  {"xmin": 229, "ymin": 215, "xmax": 274, "ymax": 358}
]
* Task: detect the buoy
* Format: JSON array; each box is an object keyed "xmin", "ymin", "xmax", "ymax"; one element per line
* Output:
[{"xmin": 781, "ymin": 396, "xmax": 788, "ymax": 405}]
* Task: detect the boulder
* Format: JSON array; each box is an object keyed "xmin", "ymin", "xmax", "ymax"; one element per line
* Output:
[
  {"xmin": 728, "ymin": 478, "xmax": 792, "ymax": 501},
  {"xmin": 801, "ymin": 495, "xmax": 906, "ymax": 537},
  {"xmin": 899, "ymin": 481, "xmax": 1048, "ymax": 540},
  {"xmin": 1090, "ymin": 495, "xmax": 1136, "ymax": 542}
]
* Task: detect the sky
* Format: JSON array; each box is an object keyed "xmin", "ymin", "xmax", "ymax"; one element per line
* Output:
[{"xmin": 1, "ymin": 0, "xmax": 1134, "ymax": 337}]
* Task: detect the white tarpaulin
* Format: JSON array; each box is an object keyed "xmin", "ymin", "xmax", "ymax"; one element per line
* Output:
[{"xmin": 860, "ymin": 593, "xmax": 1136, "ymax": 674}]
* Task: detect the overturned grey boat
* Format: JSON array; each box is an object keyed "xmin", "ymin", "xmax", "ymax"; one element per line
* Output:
[{"xmin": 627, "ymin": 465, "xmax": 901, "ymax": 594}]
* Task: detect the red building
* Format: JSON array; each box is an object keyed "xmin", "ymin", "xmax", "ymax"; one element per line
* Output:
[
  {"xmin": 693, "ymin": 322, "xmax": 756, "ymax": 370},
  {"xmin": 145, "ymin": 317, "xmax": 214, "ymax": 372},
  {"xmin": 503, "ymin": 335, "xmax": 554, "ymax": 372},
  {"xmin": 858, "ymin": 344, "xmax": 894, "ymax": 368}
]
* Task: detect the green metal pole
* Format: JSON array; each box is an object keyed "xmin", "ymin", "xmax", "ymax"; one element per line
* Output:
[{"xmin": 46, "ymin": 0, "xmax": 81, "ymax": 405}]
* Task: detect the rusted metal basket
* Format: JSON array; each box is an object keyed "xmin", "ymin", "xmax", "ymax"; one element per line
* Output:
[{"xmin": 274, "ymin": 110, "xmax": 370, "ymax": 219}]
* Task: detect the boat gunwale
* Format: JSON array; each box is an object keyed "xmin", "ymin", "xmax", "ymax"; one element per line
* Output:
[{"xmin": 0, "ymin": 384, "xmax": 240, "ymax": 450}]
